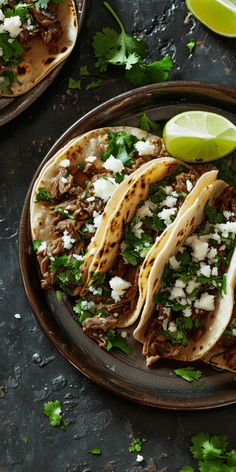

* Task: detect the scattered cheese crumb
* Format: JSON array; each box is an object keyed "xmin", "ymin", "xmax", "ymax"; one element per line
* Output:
[
  {"xmin": 93, "ymin": 177, "xmax": 118, "ymax": 202},
  {"xmin": 85, "ymin": 155, "xmax": 97, "ymax": 163},
  {"xmin": 186, "ymin": 179, "xmax": 193, "ymax": 192},
  {"xmin": 136, "ymin": 455, "xmax": 144, "ymax": 463},
  {"xmin": 59, "ymin": 159, "xmax": 70, "ymax": 168},
  {"xmin": 62, "ymin": 230, "xmax": 75, "ymax": 250},
  {"xmin": 134, "ymin": 140, "xmax": 156, "ymax": 156},
  {"xmin": 14, "ymin": 313, "xmax": 21, "ymax": 319},
  {"xmin": 109, "ymin": 276, "xmax": 131, "ymax": 302},
  {"xmin": 194, "ymin": 292, "xmax": 215, "ymax": 311},
  {"xmin": 103, "ymin": 154, "xmax": 124, "ymax": 173}
]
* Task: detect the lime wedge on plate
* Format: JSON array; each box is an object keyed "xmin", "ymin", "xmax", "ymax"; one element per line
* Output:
[
  {"xmin": 186, "ymin": 0, "xmax": 236, "ymax": 37},
  {"xmin": 163, "ymin": 111, "xmax": 236, "ymax": 162}
]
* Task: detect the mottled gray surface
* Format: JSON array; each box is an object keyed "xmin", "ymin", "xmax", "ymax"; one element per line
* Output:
[{"xmin": 1, "ymin": 1, "xmax": 236, "ymax": 471}]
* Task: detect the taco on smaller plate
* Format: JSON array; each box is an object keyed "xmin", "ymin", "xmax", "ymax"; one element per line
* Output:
[{"xmin": 134, "ymin": 183, "xmax": 236, "ymax": 366}]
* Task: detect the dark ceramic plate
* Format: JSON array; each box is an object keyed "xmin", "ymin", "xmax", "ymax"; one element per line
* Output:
[
  {"xmin": 0, "ymin": 0, "xmax": 86, "ymax": 127},
  {"xmin": 19, "ymin": 81, "xmax": 236, "ymax": 410}
]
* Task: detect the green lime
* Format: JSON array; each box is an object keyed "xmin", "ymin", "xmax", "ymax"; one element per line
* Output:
[
  {"xmin": 163, "ymin": 111, "xmax": 236, "ymax": 162},
  {"xmin": 186, "ymin": 0, "xmax": 236, "ymax": 37}
]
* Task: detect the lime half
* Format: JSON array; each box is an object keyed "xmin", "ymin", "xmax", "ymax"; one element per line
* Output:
[
  {"xmin": 163, "ymin": 111, "xmax": 236, "ymax": 163},
  {"xmin": 186, "ymin": 0, "xmax": 236, "ymax": 37}
]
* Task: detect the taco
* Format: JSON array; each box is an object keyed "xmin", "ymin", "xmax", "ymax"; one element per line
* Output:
[
  {"xmin": 30, "ymin": 126, "xmax": 168, "ymax": 293},
  {"xmin": 75, "ymin": 164, "xmax": 217, "ymax": 350},
  {"xmin": 133, "ymin": 183, "xmax": 236, "ymax": 366},
  {"xmin": 0, "ymin": 0, "xmax": 77, "ymax": 96}
]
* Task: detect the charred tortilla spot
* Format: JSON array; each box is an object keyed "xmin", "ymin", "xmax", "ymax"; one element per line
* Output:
[
  {"xmin": 110, "ymin": 242, "xmax": 116, "ymax": 248},
  {"xmin": 126, "ymin": 210, "xmax": 130, "ymax": 219},
  {"xmin": 60, "ymin": 46, "xmax": 67, "ymax": 53},
  {"xmin": 141, "ymin": 182, "xmax": 146, "ymax": 189},
  {"xmin": 17, "ymin": 65, "xmax": 27, "ymax": 76},
  {"xmin": 44, "ymin": 57, "xmax": 55, "ymax": 65},
  {"xmin": 177, "ymin": 229, "xmax": 184, "ymax": 237}
]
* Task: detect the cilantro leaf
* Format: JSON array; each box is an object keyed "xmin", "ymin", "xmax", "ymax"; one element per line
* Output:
[
  {"xmin": 32, "ymin": 239, "xmax": 42, "ymax": 252},
  {"xmin": 215, "ymin": 153, "xmax": 236, "ymax": 187},
  {"xmin": 54, "ymin": 206, "xmax": 74, "ymax": 219},
  {"xmin": 102, "ymin": 130, "xmax": 138, "ymax": 165},
  {"xmin": 128, "ymin": 438, "xmax": 146, "ymax": 453},
  {"xmin": 179, "ymin": 467, "xmax": 195, "ymax": 472},
  {"xmin": 85, "ymin": 80, "xmax": 102, "ymax": 91},
  {"xmin": 191, "ymin": 433, "xmax": 228, "ymax": 461},
  {"xmin": 174, "ymin": 366, "xmax": 202, "ymax": 382},
  {"xmin": 137, "ymin": 112, "xmax": 159, "ymax": 132},
  {"xmin": 80, "ymin": 65, "xmax": 90, "ymax": 76},
  {"xmin": 114, "ymin": 172, "xmax": 124, "ymax": 183},
  {"xmin": 50, "ymin": 255, "xmax": 83, "ymax": 292},
  {"xmin": 22, "ymin": 436, "xmax": 28, "ymax": 445},
  {"xmin": 187, "ymin": 39, "xmax": 196, "ymax": 53},
  {"xmin": 44, "ymin": 400, "xmax": 63, "ymax": 427},
  {"xmin": 204, "ymin": 202, "xmax": 225, "ymax": 224},
  {"xmin": 68, "ymin": 78, "xmax": 81, "ymax": 90},
  {"xmin": 34, "ymin": 187, "xmax": 52, "ymax": 203},
  {"xmin": 88, "ymin": 448, "xmax": 102, "ymax": 455},
  {"xmin": 106, "ymin": 329, "xmax": 132, "ymax": 355},
  {"xmin": 125, "ymin": 55, "xmax": 173, "ymax": 86}
]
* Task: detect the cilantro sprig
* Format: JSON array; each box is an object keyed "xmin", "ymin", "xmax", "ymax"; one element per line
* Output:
[
  {"xmin": 128, "ymin": 437, "xmax": 146, "ymax": 453},
  {"xmin": 102, "ymin": 130, "xmax": 138, "ymax": 165},
  {"xmin": 92, "ymin": 1, "xmax": 173, "ymax": 86},
  {"xmin": 44, "ymin": 400, "xmax": 68, "ymax": 429},
  {"xmin": 174, "ymin": 366, "xmax": 202, "ymax": 382},
  {"xmin": 137, "ymin": 112, "xmax": 159, "ymax": 132},
  {"xmin": 179, "ymin": 433, "xmax": 236, "ymax": 472},
  {"xmin": 106, "ymin": 329, "xmax": 132, "ymax": 355}
]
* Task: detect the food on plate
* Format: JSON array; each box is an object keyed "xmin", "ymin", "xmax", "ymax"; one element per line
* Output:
[
  {"xmin": 0, "ymin": 0, "xmax": 78, "ymax": 96},
  {"xmin": 74, "ymin": 163, "xmax": 217, "ymax": 349},
  {"xmin": 203, "ymin": 303, "xmax": 236, "ymax": 373},
  {"xmin": 134, "ymin": 183, "xmax": 236, "ymax": 366},
  {"xmin": 30, "ymin": 126, "xmax": 168, "ymax": 292}
]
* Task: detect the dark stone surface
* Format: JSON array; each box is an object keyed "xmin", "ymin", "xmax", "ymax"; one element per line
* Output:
[{"xmin": 0, "ymin": 1, "xmax": 236, "ymax": 471}]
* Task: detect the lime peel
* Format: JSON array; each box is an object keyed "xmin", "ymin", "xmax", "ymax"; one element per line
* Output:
[{"xmin": 186, "ymin": 0, "xmax": 236, "ymax": 37}]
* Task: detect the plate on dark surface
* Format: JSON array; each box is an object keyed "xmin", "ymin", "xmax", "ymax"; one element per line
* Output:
[
  {"xmin": 0, "ymin": 0, "xmax": 86, "ymax": 127},
  {"xmin": 19, "ymin": 81, "xmax": 236, "ymax": 410}
]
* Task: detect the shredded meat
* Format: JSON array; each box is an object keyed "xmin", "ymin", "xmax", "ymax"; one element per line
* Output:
[
  {"xmin": 50, "ymin": 170, "xmax": 74, "ymax": 200},
  {"xmin": 82, "ymin": 315, "xmax": 118, "ymax": 348},
  {"xmin": 40, "ymin": 21, "xmax": 63, "ymax": 54},
  {"xmin": 143, "ymin": 319, "xmax": 180, "ymax": 361},
  {"xmin": 215, "ymin": 187, "xmax": 236, "ymax": 220},
  {"xmin": 173, "ymin": 165, "xmax": 214, "ymax": 193}
]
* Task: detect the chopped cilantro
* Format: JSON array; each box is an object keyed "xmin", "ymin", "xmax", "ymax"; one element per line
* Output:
[
  {"xmin": 32, "ymin": 239, "xmax": 42, "ymax": 252},
  {"xmin": 215, "ymin": 153, "xmax": 236, "ymax": 187},
  {"xmin": 204, "ymin": 202, "xmax": 225, "ymax": 224},
  {"xmin": 174, "ymin": 366, "xmax": 202, "ymax": 382},
  {"xmin": 92, "ymin": 2, "xmax": 173, "ymax": 85},
  {"xmin": 44, "ymin": 400, "xmax": 63, "ymax": 427},
  {"xmin": 0, "ymin": 33, "xmax": 24, "ymax": 64},
  {"xmin": 102, "ymin": 130, "xmax": 138, "ymax": 165},
  {"xmin": 34, "ymin": 187, "xmax": 52, "ymax": 203},
  {"xmin": 179, "ymin": 433, "xmax": 236, "ymax": 472},
  {"xmin": 74, "ymin": 298, "xmax": 108, "ymax": 324},
  {"xmin": 55, "ymin": 290, "xmax": 63, "ymax": 301},
  {"xmin": 88, "ymin": 448, "xmax": 102, "ymax": 455},
  {"xmin": 128, "ymin": 438, "xmax": 146, "ymax": 453},
  {"xmin": 78, "ymin": 162, "xmax": 85, "ymax": 170},
  {"xmin": 85, "ymin": 80, "xmax": 102, "ymax": 91},
  {"xmin": 22, "ymin": 436, "xmax": 28, "ymax": 445},
  {"xmin": 122, "ymin": 222, "xmax": 153, "ymax": 266},
  {"xmin": 54, "ymin": 206, "xmax": 74, "ymax": 219},
  {"xmin": 106, "ymin": 329, "xmax": 132, "ymax": 355},
  {"xmin": 68, "ymin": 78, "xmax": 81, "ymax": 90},
  {"xmin": 187, "ymin": 39, "xmax": 196, "ymax": 53},
  {"xmin": 114, "ymin": 172, "xmax": 124, "ymax": 183},
  {"xmin": 80, "ymin": 65, "xmax": 90, "ymax": 76},
  {"xmin": 50, "ymin": 255, "xmax": 83, "ymax": 292},
  {"xmin": 137, "ymin": 112, "xmax": 159, "ymax": 132}
]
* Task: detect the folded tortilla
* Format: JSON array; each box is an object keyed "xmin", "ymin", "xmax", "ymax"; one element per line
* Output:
[
  {"xmin": 203, "ymin": 311, "xmax": 236, "ymax": 373},
  {"xmin": 134, "ymin": 181, "xmax": 236, "ymax": 365}
]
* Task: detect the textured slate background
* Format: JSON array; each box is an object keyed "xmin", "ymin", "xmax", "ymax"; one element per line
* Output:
[{"xmin": 0, "ymin": 1, "xmax": 236, "ymax": 471}]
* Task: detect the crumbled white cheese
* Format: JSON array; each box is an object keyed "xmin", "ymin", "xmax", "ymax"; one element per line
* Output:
[
  {"xmin": 109, "ymin": 276, "xmax": 131, "ymax": 302},
  {"xmin": 186, "ymin": 180, "xmax": 193, "ymax": 192},
  {"xmin": 0, "ymin": 47, "xmax": 3, "ymax": 56},
  {"xmin": 62, "ymin": 230, "xmax": 75, "ymax": 250},
  {"xmin": 132, "ymin": 220, "xmax": 144, "ymax": 239},
  {"xmin": 162, "ymin": 318, "xmax": 168, "ymax": 330},
  {"xmin": 93, "ymin": 211, "xmax": 102, "ymax": 228},
  {"xmin": 81, "ymin": 300, "xmax": 95, "ymax": 310},
  {"xmin": 85, "ymin": 155, "xmax": 97, "ymax": 163},
  {"xmin": 136, "ymin": 455, "xmax": 144, "ymax": 463},
  {"xmin": 199, "ymin": 264, "xmax": 211, "ymax": 278},
  {"xmin": 37, "ymin": 241, "xmax": 47, "ymax": 253},
  {"xmin": 187, "ymin": 236, "xmax": 209, "ymax": 261},
  {"xmin": 207, "ymin": 247, "xmax": 217, "ymax": 260},
  {"xmin": 169, "ymin": 255, "xmax": 180, "ymax": 270},
  {"xmin": 14, "ymin": 313, "xmax": 21, "ymax": 319},
  {"xmin": 175, "ymin": 279, "xmax": 186, "ymax": 289},
  {"xmin": 170, "ymin": 287, "xmax": 185, "ymax": 299},
  {"xmin": 3, "ymin": 16, "xmax": 22, "ymax": 38},
  {"xmin": 223, "ymin": 210, "xmax": 233, "ymax": 220},
  {"xmin": 136, "ymin": 199, "xmax": 155, "ymax": 218},
  {"xmin": 113, "ymin": 312, "xmax": 119, "ymax": 318},
  {"xmin": 217, "ymin": 222, "xmax": 236, "ymax": 234},
  {"xmin": 194, "ymin": 292, "xmax": 215, "ymax": 311},
  {"xmin": 88, "ymin": 285, "xmax": 102, "ymax": 296},
  {"xmin": 72, "ymin": 254, "xmax": 83, "ymax": 260},
  {"xmin": 134, "ymin": 140, "xmax": 156, "ymax": 156},
  {"xmin": 59, "ymin": 159, "xmax": 70, "ymax": 168},
  {"xmin": 168, "ymin": 321, "xmax": 177, "ymax": 332},
  {"xmin": 93, "ymin": 177, "xmax": 118, "ymax": 202},
  {"xmin": 86, "ymin": 196, "xmax": 95, "ymax": 202},
  {"xmin": 232, "ymin": 329, "xmax": 236, "ymax": 337},
  {"xmin": 210, "ymin": 233, "xmax": 221, "ymax": 243},
  {"xmin": 120, "ymin": 330, "xmax": 127, "ymax": 338},
  {"xmin": 61, "ymin": 176, "xmax": 68, "ymax": 184},
  {"xmin": 163, "ymin": 195, "xmax": 177, "ymax": 208},
  {"xmin": 163, "ymin": 307, "xmax": 171, "ymax": 317},
  {"xmin": 88, "ymin": 247, "xmax": 96, "ymax": 256},
  {"xmin": 165, "ymin": 185, "xmax": 173, "ymax": 195},
  {"xmin": 158, "ymin": 207, "xmax": 177, "ymax": 226},
  {"xmin": 84, "ymin": 224, "xmax": 95, "ymax": 234},
  {"xmin": 103, "ymin": 154, "xmax": 124, "ymax": 173},
  {"xmin": 211, "ymin": 267, "xmax": 218, "ymax": 276},
  {"xmin": 0, "ymin": 9, "xmax": 4, "ymax": 21},
  {"xmin": 183, "ymin": 307, "xmax": 192, "ymax": 317},
  {"xmin": 186, "ymin": 280, "xmax": 200, "ymax": 294}
]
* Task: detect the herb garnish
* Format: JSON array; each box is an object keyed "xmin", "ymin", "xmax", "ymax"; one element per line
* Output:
[
  {"xmin": 187, "ymin": 39, "xmax": 196, "ymax": 53},
  {"xmin": 34, "ymin": 187, "xmax": 52, "ymax": 203},
  {"xmin": 50, "ymin": 255, "xmax": 83, "ymax": 293},
  {"xmin": 68, "ymin": 78, "xmax": 81, "ymax": 90},
  {"xmin": 179, "ymin": 432, "xmax": 236, "ymax": 472},
  {"xmin": 92, "ymin": 1, "xmax": 173, "ymax": 86},
  {"xmin": 85, "ymin": 80, "xmax": 102, "ymax": 91},
  {"xmin": 102, "ymin": 130, "xmax": 138, "ymax": 165},
  {"xmin": 128, "ymin": 438, "xmax": 146, "ymax": 453},
  {"xmin": 215, "ymin": 153, "xmax": 236, "ymax": 187},
  {"xmin": 44, "ymin": 400, "xmax": 63, "ymax": 427},
  {"xmin": 204, "ymin": 202, "xmax": 225, "ymax": 224},
  {"xmin": 54, "ymin": 206, "xmax": 74, "ymax": 219},
  {"xmin": 137, "ymin": 112, "xmax": 159, "ymax": 132},
  {"xmin": 88, "ymin": 448, "xmax": 102, "ymax": 455},
  {"xmin": 32, "ymin": 239, "xmax": 42, "ymax": 252},
  {"xmin": 174, "ymin": 366, "xmax": 202, "ymax": 382},
  {"xmin": 106, "ymin": 329, "xmax": 132, "ymax": 355}
]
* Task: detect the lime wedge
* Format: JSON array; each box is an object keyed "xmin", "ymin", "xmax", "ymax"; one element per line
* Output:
[
  {"xmin": 163, "ymin": 111, "xmax": 236, "ymax": 162},
  {"xmin": 186, "ymin": 0, "xmax": 236, "ymax": 37}
]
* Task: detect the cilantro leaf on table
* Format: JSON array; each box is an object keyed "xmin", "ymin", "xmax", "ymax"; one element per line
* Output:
[
  {"xmin": 187, "ymin": 39, "xmax": 196, "ymax": 53},
  {"xmin": 80, "ymin": 65, "xmax": 90, "ymax": 76},
  {"xmin": 85, "ymin": 80, "xmax": 102, "ymax": 91},
  {"xmin": 191, "ymin": 433, "xmax": 228, "ymax": 461},
  {"xmin": 174, "ymin": 366, "xmax": 202, "ymax": 382},
  {"xmin": 106, "ymin": 329, "xmax": 132, "ymax": 355},
  {"xmin": 102, "ymin": 130, "xmax": 138, "ymax": 165},
  {"xmin": 92, "ymin": 1, "xmax": 173, "ymax": 85},
  {"xmin": 68, "ymin": 78, "xmax": 81, "ymax": 90},
  {"xmin": 88, "ymin": 448, "xmax": 102, "ymax": 455},
  {"xmin": 128, "ymin": 438, "xmax": 146, "ymax": 453},
  {"xmin": 44, "ymin": 400, "xmax": 63, "ymax": 427},
  {"xmin": 137, "ymin": 112, "xmax": 160, "ymax": 132},
  {"xmin": 179, "ymin": 467, "xmax": 195, "ymax": 472}
]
